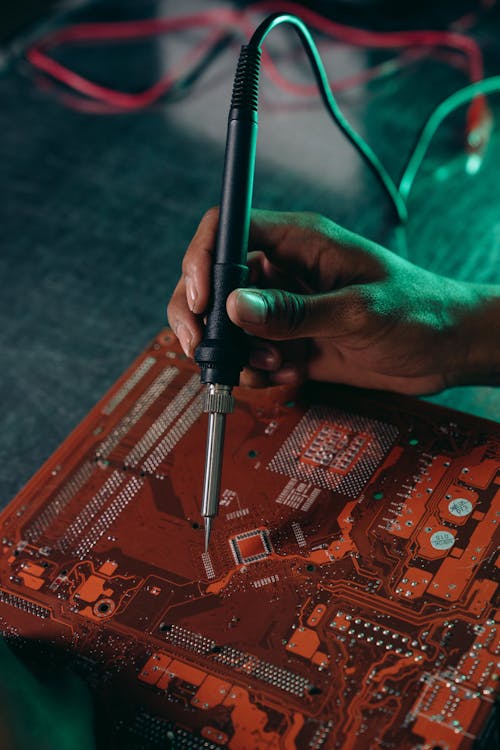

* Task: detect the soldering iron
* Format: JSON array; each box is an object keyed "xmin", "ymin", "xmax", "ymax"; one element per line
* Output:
[
  {"xmin": 195, "ymin": 12, "xmax": 409, "ymax": 552},
  {"xmin": 194, "ymin": 38, "xmax": 262, "ymax": 552}
]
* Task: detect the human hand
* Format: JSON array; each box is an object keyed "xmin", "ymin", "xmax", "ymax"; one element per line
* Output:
[{"xmin": 167, "ymin": 208, "xmax": 499, "ymax": 395}]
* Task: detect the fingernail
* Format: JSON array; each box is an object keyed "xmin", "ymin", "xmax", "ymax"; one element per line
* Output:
[
  {"xmin": 234, "ymin": 290, "xmax": 268, "ymax": 325},
  {"xmin": 175, "ymin": 322, "xmax": 192, "ymax": 356},
  {"xmin": 249, "ymin": 345, "xmax": 278, "ymax": 370},
  {"xmin": 185, "ymin": 276, "xmax": 197, "ymax": 312}
]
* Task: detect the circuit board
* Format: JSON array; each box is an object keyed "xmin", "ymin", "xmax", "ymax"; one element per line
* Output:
[{"xmin": 0, "ymin": 329, "xmax": 498, "ymax": 750}]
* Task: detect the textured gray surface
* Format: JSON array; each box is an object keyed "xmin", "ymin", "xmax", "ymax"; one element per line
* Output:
[{"xmin": 0, "ymin": 0, "xmax": 499, "ymax": 507}]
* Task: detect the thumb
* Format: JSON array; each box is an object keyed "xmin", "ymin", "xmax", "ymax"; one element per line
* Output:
[{"xmin": 227, "ymin": 287, "xmax": 359, "ymax": 340}]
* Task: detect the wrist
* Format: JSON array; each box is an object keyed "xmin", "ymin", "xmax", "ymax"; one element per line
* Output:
[{"xmin": 455, "ymin": 283, "xmax": 500, "ymax": 386}]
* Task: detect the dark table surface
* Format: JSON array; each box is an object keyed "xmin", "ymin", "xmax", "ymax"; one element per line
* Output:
[{"xmin": 1, "ymin": 0, "xmax": 499, "ymax": 508}]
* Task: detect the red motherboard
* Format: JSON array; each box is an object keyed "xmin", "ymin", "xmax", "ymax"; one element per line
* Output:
[{"xmin": 0, "ymin": 329, "xmax": 498, "ymax": 749}]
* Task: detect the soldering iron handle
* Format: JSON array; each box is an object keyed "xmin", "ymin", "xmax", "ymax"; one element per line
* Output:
[
  {"xmin": 216, "ymin": 116, "xmax": 257, "ymax": 265},
  {"xmin": 195, "ymin": 45, "xmax": 262, "ymax": 387}
]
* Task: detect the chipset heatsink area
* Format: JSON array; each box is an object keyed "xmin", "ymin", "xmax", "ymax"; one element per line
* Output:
[{"xmin": 229, "ymin": 528, "xmax": 273, "ymax": 565}]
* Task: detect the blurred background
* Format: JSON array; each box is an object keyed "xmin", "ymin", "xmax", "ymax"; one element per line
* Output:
[{"xmin": 1, "ymin": 0, "xmax": 499, "ymax": 506}]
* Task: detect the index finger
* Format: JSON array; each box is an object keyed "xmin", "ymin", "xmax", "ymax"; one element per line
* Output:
[
  {"xmin": 182, "ymin": 207, "xmax": 288, "ymax": 314},
  {"xmin": 181, "ymin": 207, "xmax": 219, "ymax": 314}
]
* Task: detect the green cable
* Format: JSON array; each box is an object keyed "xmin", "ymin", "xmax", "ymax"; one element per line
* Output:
[
  {"xmin": 250, "ymin": 13, "xmax": 500, "ymax": 223},
  {"xmin": 250, "ymin": 12, "xmax": 408, "ymax": 224},
  {"xmin": 400, "ymin": 75, "xmax": 500, "ymax": 201}
]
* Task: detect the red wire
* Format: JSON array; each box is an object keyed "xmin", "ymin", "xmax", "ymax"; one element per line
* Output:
[
  {"xmin": 31, "ymin": 9, "xmax": 243, "ymax": 45},
  {"xmin": 26, "ymin": 8, "xmax": 248, "ymax": 109},
  {"xmin": 25, "ymin": 1, "xmax": 485, "ymax": 109},
  {"xmin": 28, "ymin": 27, "xmax": 230, "ymax": 109}
]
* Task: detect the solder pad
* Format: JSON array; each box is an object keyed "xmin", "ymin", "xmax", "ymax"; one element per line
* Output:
[{"xmin": 0, "ymin": 329, "xmax": 498, "ymax": 750}]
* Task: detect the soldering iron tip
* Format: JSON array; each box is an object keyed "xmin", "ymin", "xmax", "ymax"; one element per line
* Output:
[{"xmin": 204, "ymin": 517, "xmax": 212, "ymax": 553}]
